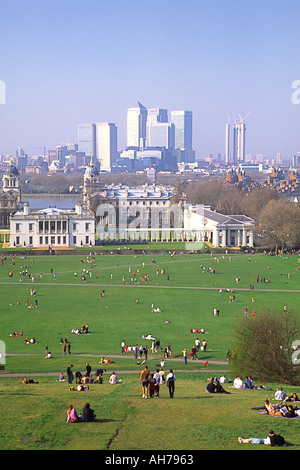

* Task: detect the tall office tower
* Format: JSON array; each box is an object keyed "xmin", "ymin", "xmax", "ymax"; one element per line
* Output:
[
  {"xmin": 225, "ymin": 120, "xmax": 230, "ymax": 163},
  {"xmin": 147, "ymin": 122, "xmax": 175, "ymax": 149},
  {"xmin": 94, "ymin": 123, "xmax": 118, "ymax": 171},
  {"xmin": 78, "ymin": 123, "xmax": 95, "ymax": 157},
  {"xmin": 127, "ymin": 102, "xmax": 148, "ymax": 149},
  {"xmin": 170, "ymin": 110, "xmax": 194, "ymax": 162},
  {"xmin": 293, "ymin": 154, "xmax": 300, "ymax": 168},
  {"xmin": 233, "ymin": 121, "xmax": 246, "ymax": 164},
  {"xmin": 146, "ymin": 109, "xmax": 168, "ymax": 147},
  {"xmin": 147, "ymin": 108, "xmax": 168, "ymax": 124}
]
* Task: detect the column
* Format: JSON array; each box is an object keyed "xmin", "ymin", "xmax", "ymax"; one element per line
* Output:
[{"xmin": 227, "ymin": 229, "xmax": 231, "ymax": 247}]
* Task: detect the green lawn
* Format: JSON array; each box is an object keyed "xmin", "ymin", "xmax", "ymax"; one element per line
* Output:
[{"xmin": 0, "ymin": 251, "xmax": 300, "ymax": 450}]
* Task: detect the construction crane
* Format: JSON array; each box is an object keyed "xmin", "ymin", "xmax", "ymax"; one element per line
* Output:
[{"xmin": 238, "ymin": 111, "xmax": 252, "ymax": 123}]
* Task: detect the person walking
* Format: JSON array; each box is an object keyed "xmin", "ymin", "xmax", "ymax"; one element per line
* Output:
[
  {"xmin": 139, "ymin": 365, "xmax": 150, "ymax": 398},
  {"xmin": 182, "ymin": 348, "xmax": 187, "ymax": 365},
  {"xmin": 121, "ymin": 340, "xmax": 125, "ymax": 355},
  {"xmin": 67, "ymin": 364, "xmax": 74, "ymax": 384},
  {"xmin": 86, "ymin": 363, "xmax": 92, "ymax": 377},
  {"xmin": 153, "ymin": 369, "xmax": 162, "ymax": 397},
  {"xmin": 166, "ymin": 369, "xmax": 176, "ymax": 398}
]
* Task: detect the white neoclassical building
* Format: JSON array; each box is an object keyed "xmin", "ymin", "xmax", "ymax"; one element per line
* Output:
[
  {"xmin": 9, "ymin": 202, "xmax": 95, "ymax": 248},
  {"xmin": 183, "ymin": 205, "xmax": 255, "ymax": 248},
  {"xmin": 82, "ymin": 159, "xmax": 255, "ymax": 247}
]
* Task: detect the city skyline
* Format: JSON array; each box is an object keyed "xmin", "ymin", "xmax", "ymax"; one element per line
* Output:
[{"xmin": 1, "ymin": 0, "xmax": 300, "ymax": 160}]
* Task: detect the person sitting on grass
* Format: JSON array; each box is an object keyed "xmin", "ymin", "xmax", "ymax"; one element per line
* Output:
[
  {"xmin": 238, "ymin": 430, "xmax": 286, "ymax": 447},
  {"xmin": 66, "ymin": 405, "xmax": 80, "ymax": 422},
  {"xmin": 285, "ymin": 392, "xmax": 299, "ymax": 402},
  {"xmin": 263, "ymin": 399, "xmax": 281, "ymax": 416},
  {"xmin": 205, "ymin": 378, "xmax": 216, "ymax": 393},
  {"xmin": 109, "ymin": 372, "xmax": 119, "ymax": 384},
  {"xmin": 82, "ymin": 403, "xmax": 96, "ymax": 422},
  {"xmin": 280, "ymin": 405, "xmax": 297, "ymax": 419},
  {"xmin": 274, "ymin": 387, "xmax": 287, "ymax": 401},
  {"xmin": 215, "ymin": 380, "xmax": 231, "ymax": 394}
]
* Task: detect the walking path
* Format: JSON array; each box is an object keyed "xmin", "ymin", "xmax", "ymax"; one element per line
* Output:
[
  {"xmin": 0, "ymin": 280, "xmax": 299, "ymax": 293},
  {"xmin": 0, "ymin": 353, "xmax": 229, "ymax": 378}
]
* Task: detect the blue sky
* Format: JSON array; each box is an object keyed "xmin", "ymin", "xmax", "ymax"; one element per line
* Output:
[{"xmin": 1, "ymin": 0, "xmax": 300, "ymax": 160}]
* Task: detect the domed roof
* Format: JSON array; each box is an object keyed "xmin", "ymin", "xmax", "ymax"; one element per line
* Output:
[
  {"xmin": 84, "ymin": 157, "xmax": 99, "ymax": 178},
  {"xmin": 6, "ymin": 160, "xmax": 19, "ymax": 177}
]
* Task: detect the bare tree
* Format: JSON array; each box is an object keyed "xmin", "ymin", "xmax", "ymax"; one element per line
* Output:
[{"xmin": 257, "ymin": 199, "xmax": 300, "ymax": 252}]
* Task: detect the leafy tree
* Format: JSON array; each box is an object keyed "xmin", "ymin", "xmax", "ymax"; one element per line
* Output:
[{"xmin": 230, "ymin": 312, "xmax": 300, "ymax": 385}]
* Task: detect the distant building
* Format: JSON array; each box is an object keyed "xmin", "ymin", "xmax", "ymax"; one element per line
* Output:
[
  {"xmin": 94, "ymin": 122, "xmax": 118, "ymax": 171},
  {"xmin": 233, "ymin": 121, "xmax": 246, "ymax": 163},
  {"xmin": 146, "ymin": 122, "xmax": 175, "ymax": 149},
  {"xmin": 82, "ymin": 159, "xmax": 254, "ymax": 246},
  {"xmin": 127, "ymin": 102, "xmax": 148, "ymax": 150},
  {"xmin": 9, "ymin": 202, "xmax": 95, "ymax": 248},
  {"xmin": 184, "ymin": 205, "xmax": 255, "ymax": 247},
  {"xmin": 78, "ymin": 123, "xmax": 94, "ymax": 158},
  {"xmin": 171, "ymin": 110, "xmax": 195, "ymax": 163}
]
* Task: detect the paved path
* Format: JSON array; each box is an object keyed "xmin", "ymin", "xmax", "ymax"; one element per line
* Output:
[
  {"xmin": 0, "ymin": 353, "xmax": 229, "ymax": 378},
  {"xmin": 0, "ymin": 280, "xmax": 300, "ymax": 293}
]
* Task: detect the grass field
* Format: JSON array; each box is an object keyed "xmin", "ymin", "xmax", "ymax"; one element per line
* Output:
[{"xmin": 0, "ymin": 250, "xmax": 300, "ymax": 451}]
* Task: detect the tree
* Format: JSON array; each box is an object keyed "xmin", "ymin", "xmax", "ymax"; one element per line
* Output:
[
  {"xmin": 230, "ymin": 313, "xmax": 300, "ymax": 385},
  {"xmin": 241, "ymin": 187, "xmax": 279, "ymax": 221},
  {"xmin": 216, "ymin": 186, "xmax": 244, "ymax": 215},
  {"xmin": 257, "ymin": 199, "xmax": 300, "ymax": 252}
]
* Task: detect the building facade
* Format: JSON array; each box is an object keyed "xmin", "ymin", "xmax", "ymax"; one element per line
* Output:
[
  {"xmin": 127, "ymin": 101, "xmax": 148, "ymax": 149},
  {"xmin": 94, "ymin": 122, "xmax": 118, "ymax": 171},
  {"xmin": 9, "ymin": 202, "xmax": 95, "ymax": 248},
  {"xmin": 82, "ymin": 161, "xmax": 254, "ymax": 246}
]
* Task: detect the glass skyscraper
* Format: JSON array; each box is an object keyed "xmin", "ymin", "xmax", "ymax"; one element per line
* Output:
[
  {"xmin": 170, "ymin": 110, "xmax": 193, "ymax": 150},
  {"xmin": 127, "ymin": 102, "xmax": 148, "ymax": 149},
  {"xmin": 78, "ymin": 123, "xmax": 94, "ymax": 157}
]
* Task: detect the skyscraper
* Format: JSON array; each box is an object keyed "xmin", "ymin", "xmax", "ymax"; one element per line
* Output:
[
  {"xmin": 94, "ymin": 123, "xmax": 118, "ymax": 171},
  {"xmin": 127, "ymin": 102, "xmax": 148, "ymax": 149},
  {"xmin": 171, "ymin": 110, "xmax": 194, "ymax": 162},
  {"xmin": 147, "ymin": 108, "xmax": 168, "ymax": 124},
  {"xmin": 147, "ymin": 122, "xmax": 175, "ymax": 149},
  {"xmin": 233, "ymin": 121, "xmax": 246, "ymax": 163},
  {"xmin": 78, "ymin": 123, "xmax": 95, "ymax": 158},
  {"xmin": 225, "ymin": 119, "xmax": 230, "ymax": 164}
]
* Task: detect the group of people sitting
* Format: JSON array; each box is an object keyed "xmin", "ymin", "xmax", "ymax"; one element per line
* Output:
[
  {"xmin": 66, "ymin": 403, "xmax": 96, "ymax": 422},
  {"xmin": 233, "ymin": 375, "xmax": 265, "ymax": 389},
  {"xmin": 190, "ymin": 328, "xmax": 205, "ymax": 334},
  {"xmin": 71, "ymin": 324, "xmax": 89, "ymax": 335},
  {"xmin": 9, "ymin": 331, "xmax": 24, "ymax": 337},
  {"xmin": 205, "ymin": 377, "xmax": 231, "ymax": 394},
  {"xmin": 73, "ymin": 369, "xmax": 107, "ymax": 385},
  {"xmin": 99, "ymin": 357, "xmax": 115, "ymax": 365},
  {"xmin": 24, "ymin": 337, "xmax": 36, "ymax": 344},
  {"xmin": 263, "ymin": 398, "xmax": 300, "ymax": 418}
]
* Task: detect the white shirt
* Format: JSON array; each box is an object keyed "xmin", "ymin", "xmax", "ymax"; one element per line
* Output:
[
  {"xmin": 275, "ymin": 389, "xmax": 287, "ymax": 400},
  {"xmin": 166, "ymin": 373, "xmax": 176, "ymax": 383},
  {"xmin": 233, "ymin": 378, "xmax": 243, "ymax": 389}
]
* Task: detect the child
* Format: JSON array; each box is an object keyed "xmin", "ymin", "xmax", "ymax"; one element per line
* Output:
[{"xmin": 149, "ymin": 374, "xmax": 156, "ymax": 398}]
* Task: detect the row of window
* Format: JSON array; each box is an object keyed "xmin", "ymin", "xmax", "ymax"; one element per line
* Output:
[
  {"xmin": 15, "ymin": 222, "xmax": 91, "ymax": 233},
  {"xmin": 14, "ymin": 235, "xmax": 90, "ymax": 246}
]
